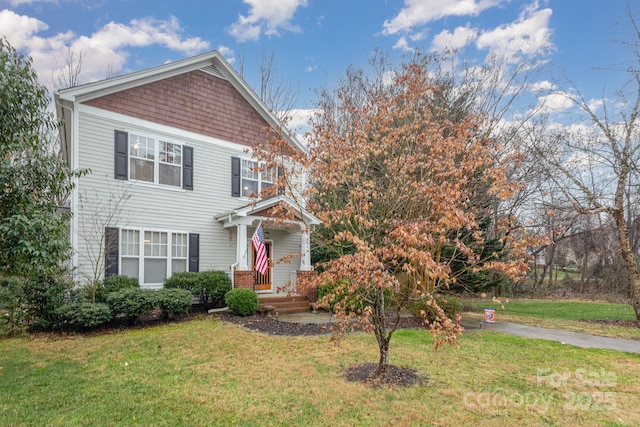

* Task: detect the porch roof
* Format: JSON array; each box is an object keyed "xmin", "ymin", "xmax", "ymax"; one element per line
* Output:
[{"xmin": 215, "ymin": 195, "xmax": 321, "ymax": 229}]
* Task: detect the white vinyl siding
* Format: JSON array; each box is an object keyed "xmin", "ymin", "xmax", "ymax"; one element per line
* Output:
[{"xmin": 74, "ymin": 107, "xmax": 303, "ymax": 289}]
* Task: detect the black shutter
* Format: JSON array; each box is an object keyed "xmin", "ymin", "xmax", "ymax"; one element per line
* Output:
[
  {"xmin": 104, "ymin": 227, "xmax": 119, "ymax": 278},
  {"xmin": 231, "ymin": 156, "xmax": 241, "ymax": 197},
  {"xmin": 114, "ymin": 130, "xmax": 128, "ymax": 180},
  {"xmin": 188, "ymin": 233, "xmax": 199, "ymax": 272},
  {"xmin": 277, "ymin": 166, "xmax": 285, "ymax": 195},
  {"xmin": 183, "ymin": 146, "xmax": 193, "ymax": 190}
]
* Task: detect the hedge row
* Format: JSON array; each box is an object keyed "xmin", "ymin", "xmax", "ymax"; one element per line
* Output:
[
  {"xmin": 58, "ymin": 287, "xmax": 193, "ymax": 329},
  {"xmin": 164, "ymin": 271, "xmax": 231, "ymax": 307}
]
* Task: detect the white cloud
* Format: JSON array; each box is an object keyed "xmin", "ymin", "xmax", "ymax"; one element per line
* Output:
[
  {"xmin": 0, "ymin": 10, "xmax": 210, "ymax": 89},
  {"xmin": 0, "ymin": 9, "xmax": 49, "ymax": 47},
  {"xmin": 228, "ymin": 0, "xmax": 308, "ymax": 42},
  {"xmin": 287, "ymin": 108, "xmax": 316, "ymax": 145},
  {"xmin": 382, "ymin": 0, "xmax": 505, "ymax": 36},
  {"xmin": 431, "ymin": 25, "xmax": 478, "ymax": 52},
  {"xmin": 587, "ymin": 98, "xmax": 604, "ymax": 112},
  {"xmin": 534, "ymin": 91, "xmax": 574, "ymax": 115},
  {"xmin": 529, "ymin": 80, "xmax": 556, "ymax": 92},
  {"xmin": 216, "ymin": 45, "xmax": 236, "ymax": 64},
  {"xmin": 393, "ymin": 36, "xmax": 413, "ymax": 52},
  {"xmin": 475, "ymin": 2, "xmax": 552, "ymax": 61}
]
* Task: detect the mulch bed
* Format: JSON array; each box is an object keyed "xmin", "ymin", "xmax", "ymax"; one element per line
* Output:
[
  {"xmin": 344, "ymin": 363, "xmax": 429, "ymax": 388},
  {"xmin": 218, "ymin": 311, "xmax": 429, "ymax": 336}
]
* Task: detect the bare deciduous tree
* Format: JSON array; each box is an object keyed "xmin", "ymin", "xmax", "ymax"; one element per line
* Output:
[{"xmin": 533, "ymin": 16, "xmax": 640, "ymax": 318}]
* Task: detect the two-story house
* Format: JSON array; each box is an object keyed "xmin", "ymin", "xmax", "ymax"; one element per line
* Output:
[{"xmin": 55, "ymin": 50, "xmax": 319, "ymax": 301}]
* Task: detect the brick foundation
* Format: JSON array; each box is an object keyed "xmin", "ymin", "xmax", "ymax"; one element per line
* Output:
[
  {"xmin": 296, "ymin": 270, "xmax": 319, "ymax": 302},
  {"xmin": 234, "ymin": 270, "xmax": 254, "ymax": 290}
]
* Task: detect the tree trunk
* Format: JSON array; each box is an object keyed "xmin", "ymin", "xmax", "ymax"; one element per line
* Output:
[
  {"xmin": 372, "ymin": 288, "xmax": 391, "ymax": 377},
  {"xmin": 612, "ymin": 208, "xmax": 640, "ymax": 319},
  {"xmin": 546, "ymin": 244, "xmax": 556, "ymax": 289},
  {"xmin": 376, "ymin": 340, "xmax": 389, "ymax": 377}
]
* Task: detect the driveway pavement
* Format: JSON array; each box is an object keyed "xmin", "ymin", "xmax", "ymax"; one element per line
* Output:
[
  {"xmin": 478, "ymin": 321, "xmax": 640, "ymax": 354},
  {"xmin": 278, "ymin": 311, "xmax": 640, "ymax": 354}
]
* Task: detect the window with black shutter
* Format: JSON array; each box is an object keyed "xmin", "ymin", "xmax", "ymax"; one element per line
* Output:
[
  {"xmin": 231, "ymin": 156, "xmax": 241, "ymax": 197},
  {"xmin": 183, "ymin": 146, "xmax": 194, "ymax": 190},
  {"xmin": 114, "ymin": 131, "xmax": 128, "ymax": 180},
  {"xmin": 188, "ymin": 233, "xmax": 200, "ymax": 272}
]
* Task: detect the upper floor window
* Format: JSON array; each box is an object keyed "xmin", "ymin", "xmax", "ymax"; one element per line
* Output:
[
  {"xmin": 129, "ymin": 133, "xmax": 182, "ymax": 187},
  {"xmin": 236, "ymin": 158, "xmax": 277, "ymax": 198},
  {"xmin": 115, "ymin": 130, "xmax": 193, "ymax": 191}
]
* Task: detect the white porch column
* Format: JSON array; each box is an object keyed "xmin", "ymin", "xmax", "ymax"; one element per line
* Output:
[
  {"xmin": 237, "ymin": 223, "xmax": 250, "ymax": 270},
  {"xmin": 300, "ymin": 228, "xmax": 312, "ymax": 271}
]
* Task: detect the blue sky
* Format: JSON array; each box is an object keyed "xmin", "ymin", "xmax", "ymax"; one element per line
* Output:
[{"xmin": 1, "ymin": 0, "xmax": 637, "ymax": 125}]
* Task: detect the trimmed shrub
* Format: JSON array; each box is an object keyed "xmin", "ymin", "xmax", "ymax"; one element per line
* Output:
[
  {"xmin": 225, "ymin": 288, "xmax": 259, "ymax": 316},
  {"xmin": 22, "ymin": 275, "xmax": 73, "ymax": 331},
  {"xmin": 155, "ymin": 288, "xmax": 192, "ymax": 319},
  {"xmin": 0, "ymin": 275, "xmax": 30, "ymax": 335},
  {"xmin": 164, "ymin": 271, "xmax": 231, "ymax": 307},
  {"xmin": 94, "ymin": 275, "xmax": 140, "ymax": 303},
  {"xmin": 106, "ymin": 288, "xmax": 156, "ymax": 323},
  {"xmin": 199, "ymin": 271, "xmax": 232, "ymax": 306},
  {"xmin": 164, "ymin": 271, "xmax": 200, "ymax": 297},
  {"xmin": 56, "ymin": 302, "xmax": 113, "ymax": 330},
  {"xmin": 1, "ymin": 274, "xmax": 74, "ymax": 332},
  {"xmin": 411, "ymin": 294, "xmax": 463, "ymax": 323}
]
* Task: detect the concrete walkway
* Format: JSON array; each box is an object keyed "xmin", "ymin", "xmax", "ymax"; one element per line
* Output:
[{"xmin": 277, "ymin": 311, "xmax": 640, "ymax": 354}]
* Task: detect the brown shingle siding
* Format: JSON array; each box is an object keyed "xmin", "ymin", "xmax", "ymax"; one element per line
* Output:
[{"xmin": 83, "ymin": 70, "xmax": 270, "ymax": 147}]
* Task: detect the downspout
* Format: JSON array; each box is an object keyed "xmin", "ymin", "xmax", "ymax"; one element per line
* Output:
[
  {"xmin": 57, "ymin": 99, "xmax": 79, "ymax": 281},
  {"xmin": 230, "ymin": 262, "xmax": 239, "ymax": 289}
]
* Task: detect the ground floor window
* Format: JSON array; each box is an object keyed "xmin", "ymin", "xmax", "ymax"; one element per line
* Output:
[{"xmin": 120, "ymin": 228, "xmax": 188, "ymax": 286}]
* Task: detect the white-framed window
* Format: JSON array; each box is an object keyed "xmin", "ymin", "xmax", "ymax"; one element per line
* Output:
[
  {"xmin": 171, "ymin": 232, "xmax": 188, "ymax": 274},
  {"xmin": 241, "ymin": 158, "xmax": 276, "ymax": 198},
  {"xmin": 119, "ymin": 228, "xmax": 189, "ymax": 286},
  {"xmin": 129, "ymin": 133, "xmax": 182, "ymax": 187},
  {"xmin": 120, "ymin": 229, "xmax": 140, "ymax": 279}
]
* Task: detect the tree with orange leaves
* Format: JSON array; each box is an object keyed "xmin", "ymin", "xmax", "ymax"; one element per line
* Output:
[{"xmin": 254, "ymin": 52, "xmax": 537, "ymax": 379}]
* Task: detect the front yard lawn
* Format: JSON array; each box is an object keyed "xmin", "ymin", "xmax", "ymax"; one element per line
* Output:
[{"xmin": 1, "ymin": 315, "xmax": 639, "ymax": 426}]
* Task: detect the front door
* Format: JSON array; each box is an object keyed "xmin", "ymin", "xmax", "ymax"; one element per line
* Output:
[{"xmin": 253, "ymin": 241, "xmax": 272, "ymax": 291}]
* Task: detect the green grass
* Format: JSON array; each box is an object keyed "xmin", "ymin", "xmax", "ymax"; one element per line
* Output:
[
  {"xmin": 1, "ymin": 316, "xmax": 640, "ymax": 426},
  {"xmin": 463, "ymin": 299, "xmax": 640, "ymax": 340},
  {"xmin": 465, "ymin": 300, "xmax": 636, "ymax": 321}
]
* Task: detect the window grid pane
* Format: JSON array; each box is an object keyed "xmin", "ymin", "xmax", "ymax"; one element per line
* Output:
[
  {"xmin": 144, "ymin": 231, "xmax": 167, "ymax": 257},
  {"xmin": 242, "ymin": 159, "xmax": 259, "ymax": 179},
  {"xmin": 160, "ymin": 141, "xmax": 182, "ymax": 165},
  {"xmin": 261, "ymin": 166, "xmax": 276, "ymax": 183},
  {"xmin": 129, "ymin": 134, "xmax": 155, "ymax": 160},
  {"xmin": 172, "ymin": 233, "xmax": 188, "ymax": 258},
  {"xmin": 121, "ymin": 229, "xmax": 139, "ymax": 256}
]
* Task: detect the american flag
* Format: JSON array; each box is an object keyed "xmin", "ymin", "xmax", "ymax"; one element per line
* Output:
[{"xmin": 252, "ymin": 225, "xmax": 268, "ymax": 275}]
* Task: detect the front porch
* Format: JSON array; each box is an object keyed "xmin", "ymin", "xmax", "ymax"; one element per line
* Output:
[
  {"xmin": 233, "ymin": 269, "xmax": 318, "ymax": 314},
  {"xmin": 215, "ymin": 195, "xmax": 321, "ymax": 300}
]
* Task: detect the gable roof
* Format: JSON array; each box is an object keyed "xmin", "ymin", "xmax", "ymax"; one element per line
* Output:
[
  {"xmin": 216, "ymin": 195, "xmax": 321, "ymax": 229},
  {"xmin": 55, "ymin": 50, "xmax": 306, "ymax": 165}
]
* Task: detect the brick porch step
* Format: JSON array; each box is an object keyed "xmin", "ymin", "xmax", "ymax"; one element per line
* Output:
[{"xmin": 258, "ymin": 295, "xmax": 311, "ymax": 315}]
